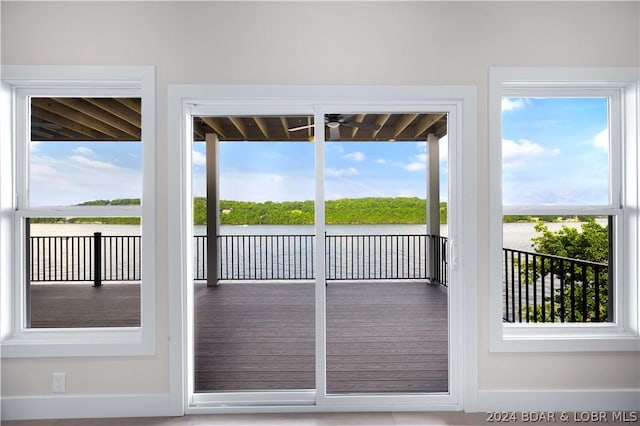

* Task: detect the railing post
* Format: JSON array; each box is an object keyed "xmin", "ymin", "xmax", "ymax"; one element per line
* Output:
[
  {"xmin": 93, "ymin": 232, "xmax": 102, "ymax": 287},
  {"xmin": 206, "ymin": 133, "xmax": 220, "ymax": 287}
]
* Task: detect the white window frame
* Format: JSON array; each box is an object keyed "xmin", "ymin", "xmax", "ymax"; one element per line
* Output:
[
  {"xmin": 488, "ymin": 67, "xmax": 640, "ymax": 352},
  {"xmin": 0, "ymin": 66, "xmax": 156, "ymax": 357}
]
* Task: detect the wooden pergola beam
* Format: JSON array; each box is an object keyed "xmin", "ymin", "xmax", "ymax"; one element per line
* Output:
[
  {"xmin": 371, "ymin": 114, "xmax": 391, "ymax": 139},
  {"xmin": 350, "ymin": 114, "xmax": 366, "ymax": 138},
  {"xmin": 115, "ymin": 98, "xmax": 141, "ymax": 114},
  {"xmin": 84, "ymin": 98, "xmax": 140, "ymax": 128},
  {"xmin": 31, "ymin": 106, "xmax": 99, "ymax": 139},
  {"xmin": 279, "ymin": 117, "xmax": 291, "ymax": 139},
  {"xmin": 414, "ymin": 113, "xmax": 445, "ymax": 139},
  {"xmin": 52, "ymin": 98, "xmax": 140, "ymax": 139},
  {"xmin": 228, "ymin": 117, "xmax": 249, "ymax": 140},
  {"xmin": 253, "ymin": 117, "xmax": 270, "ymax": 139},
  {"xmin": 393, "ymin": 113, "xmax": 419, "ymax": 139},
  {"xmin": 201, "ymin": 117, "xmax": 226, "ymax": 138},
  {"xmin": 32, "ymin": 98, "xmax": 122, "ymax": 139}
]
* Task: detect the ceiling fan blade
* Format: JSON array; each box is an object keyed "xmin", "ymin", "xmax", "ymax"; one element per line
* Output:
[
  {"xmin": 288, "ymin": 124, "xmax": 314, "ymax": 132},
  {"xmin": 342, "ymin": 121, "xmax": 381, "ymax": 131},
  {"xmin": 329, "ymin": 126, "xmax": 340, "ymax": 140}
]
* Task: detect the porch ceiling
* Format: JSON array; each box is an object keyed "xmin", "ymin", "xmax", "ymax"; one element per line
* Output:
[{"xmin": 30, "ymin": 97, "xmax": 448, "ymax": 142}]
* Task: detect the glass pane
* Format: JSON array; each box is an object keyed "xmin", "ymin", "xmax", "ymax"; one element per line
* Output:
[
  {"xmin": 29, "ymin": 97, "xmax": 142, "ymax": 207},
  {"xmin": 502, "ymin": 97, "xmax": 609, "ymax": 206},
  {"xmin": 192, "ymin": 115, "xmax": 315, "ymax": 392},
  {"xmin": 324, "ymin": 112, "xmax": 449, "ymax": 394},
  {"xmin": 502, "ymin": 215, "xmax": 611, "ymax": 323},
  {"xmin": 27, "ymin": 217, "xmax": 141, "ymax": 328}
]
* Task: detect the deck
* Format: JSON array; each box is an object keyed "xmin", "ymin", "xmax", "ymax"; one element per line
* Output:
[
  {"xmin": 30, "ymin": 281, "xmax": 448, "ymax": 393},
  {"xmin": 195, "ymin": 280, "xmax": 448, "ymax": 393}
]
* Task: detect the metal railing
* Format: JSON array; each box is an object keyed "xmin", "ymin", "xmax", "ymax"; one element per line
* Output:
[
  {"xmin": 32, "ymin": 233, "xmax": 447, "ymax": 285},
  {"xmin": 192, "ymin": 234, "xmax": 448, "ymax": 285},
  {"xmin": 503, "ymin": 248, "xmax": 609, "ymax": 323},
  {"xmin": 325, "ymin": 234, "xmax": 447, "ymax": 284},
  {"xmin": 29, "ymin": 232, "xmax": 140, "ymax": 286}
]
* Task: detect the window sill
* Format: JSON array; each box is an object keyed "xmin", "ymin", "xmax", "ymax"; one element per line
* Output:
[
  {"xmin": 491, "ymin": 324, "xmax": 640, "ymax": 352},
  {"xmin": 1, "ymin": 327, "xmax": 155, "ymax": 358}
]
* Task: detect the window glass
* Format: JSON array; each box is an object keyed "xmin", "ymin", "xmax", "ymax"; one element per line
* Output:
[
  {"xmin": 502, "ymin": 97, "xmax": 609, "ymax": 206},
  {"xmin": 27, "ymin": 217, "xmax": 141, "ymax": 328},
  {"xmin": 501, "ymin": 97, "xmax": 613, "ymax": 323},
  {"xmin": 25, "ymin": 97, "xmax": 143, "ymax": 328},
  {"xmin": 29, "ymin": 97, "xmax": 142, "ymax": 207}
]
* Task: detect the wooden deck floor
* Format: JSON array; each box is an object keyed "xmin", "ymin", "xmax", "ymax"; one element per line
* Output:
[
  {"xmin": 30, "ymin": 281, "xmax": 448, "ymax": 394},
  {"xmin": 30, "ymin": 283, "xmax": 140, "ymax": 328},
  {"xmin": 195, "ymin": 281, "xmax": 448, "ymax": 394}
]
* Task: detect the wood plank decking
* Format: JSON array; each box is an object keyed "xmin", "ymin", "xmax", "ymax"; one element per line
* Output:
[
  {"xmin": 29, "ymin": 281, "xmax": 448, "ymax": 394},
  {"xmin": 195, "ymin": 281, "xmax": 448, "ymax": 393}
]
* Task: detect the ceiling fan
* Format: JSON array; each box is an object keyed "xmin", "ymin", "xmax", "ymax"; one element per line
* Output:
[{"xmin": 288, "ymin": 114, "xmax": 381, "ymax": 140}]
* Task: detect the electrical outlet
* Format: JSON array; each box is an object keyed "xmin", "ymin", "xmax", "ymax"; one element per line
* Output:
[{"xmin": 52, "ymin": 372, "xmax": 66, "ymax": 393}]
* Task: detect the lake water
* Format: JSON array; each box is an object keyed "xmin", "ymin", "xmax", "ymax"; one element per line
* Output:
[
  {"xmin": 29, "ymin": 221, "xmax": 604, "ymax": 283},
  {"xmin": 31, "ymin": 221, "xmax": 602, "ymax": 253}
]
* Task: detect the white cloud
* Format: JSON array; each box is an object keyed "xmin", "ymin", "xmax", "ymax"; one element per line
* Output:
[
  {"xmin": 342, "ymin": 151, "xmax": 365, "ymax": 162},
  {"xmin": 404, "ymin": 162, "xmax": 425, "ymax": 172},
  {"xmin": 375, "ymin": 158, "xmax": 386, "ymax": 164},
  {"xmin": 502, "ymin": 98, "xmax": 528, "ymax": 112},
  {"xmin": 192, "ymin": 149, "xmax": 207, "ymax": 166},
  {"xmin": 593, "ymin": 128, "xmax": 609, "ymax": 151},
  {"xmin": 73, "ymin": 146, "xmax": 94, "ymax": 156},
  {"xmin": 502, "ymin": 138, "xmax": 557, "ymax": 168},
  {"xmin": 215, "ymin": 171, "xmax": 314, "ymax": 202},
  {"xmin": 30, "ymin": 141, "xmax": 42, "ymax": 152},
  {"xmin": 69, "ymin": 155, "xmax": 118, "ymax": 170},
  {"xmin": 29, "ymin": 153, "xmax": 141, "ymax": 206},
  {"xmin": 325, "ymin": 167, "xmax": 358, "ymax": 177}
]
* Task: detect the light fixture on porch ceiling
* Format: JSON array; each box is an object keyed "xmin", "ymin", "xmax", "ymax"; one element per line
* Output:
[{"xmin": 288, "ymin": 114, "xmax": 381, "ymax": 140}]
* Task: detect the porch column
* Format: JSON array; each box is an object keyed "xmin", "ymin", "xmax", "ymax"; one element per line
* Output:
[
  {"xmin": 426, "ymin": 133, "xmax": 440, "ymax": 283},
  {"xmin": 206, "ymin": 133, "xmax": 220, "ymax": 287}
]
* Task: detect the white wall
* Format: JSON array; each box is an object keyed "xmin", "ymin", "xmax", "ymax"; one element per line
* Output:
[{"xmin": 1, "ymin": 0, "xmax": 639, "ymax": 412}]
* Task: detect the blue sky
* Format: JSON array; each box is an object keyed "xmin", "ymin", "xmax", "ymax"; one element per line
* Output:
[
  {"xmin": 502, "ymin": 97, "xmax": 609, "ymax": 206},
  {"xmin": 29, "ymin": 99, "xmax": 608, "ymax": 207},
  {"xmin": 192, "ymin": 138, "xmax": 447, "ymax": 202}
]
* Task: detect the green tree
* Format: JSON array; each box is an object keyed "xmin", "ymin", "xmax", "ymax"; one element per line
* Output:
[{"xmin": 522, "ymin": 219, "xmax": 609, "ymax": 322}]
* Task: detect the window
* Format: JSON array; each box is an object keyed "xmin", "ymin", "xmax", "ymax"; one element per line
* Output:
[
  {"xmin": 1, "ymin": 66, "xmax": 156, "ymax": 357},
  {"xmin": 489, "ymin": 67, "xmax": 639, "ymax": 352}
]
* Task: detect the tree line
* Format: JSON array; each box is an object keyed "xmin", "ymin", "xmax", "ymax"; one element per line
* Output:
[{"xmin": 30, "ymin": 197, "xmax": 603, "ymax": 226}]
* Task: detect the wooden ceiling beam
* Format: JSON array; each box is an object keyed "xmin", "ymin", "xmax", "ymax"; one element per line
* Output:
[
  {"xmin": 200, "ymin": 117, "xmax": 226, "ymax": 138},
  {"xmin": 192, "ymin": 120, "xmax": 205, "ymax": 141},
  {"xmin": 350, "ymin": 114, "xmax": 366, "ymax": 138},
  {"xmin": 31, "ymin": 106, "xmax": 100, "ymax": 139},
  {"xmin": 115, "ymin": 98, "xmax": 141, "ymax": 114},
  {"xmin": 413, "ymin": 113, "xmax": 446, "ymax": 138},
  {"xmin": 279, "ymin": 117, "xmax": 291, "ymax": 139},
  {"xmin": 228, "ymin": 117, "xmax": 250, "ymax": 140},
  {"xmin": 52, "ymin": 98, "xmax": 140, "ymax": 139},
  {"xmin": 84, "ymin": 98, "xmax": 140, "ymax": 128},
  {"xmin": 32, "ymin": 98, "xmax": 122, "ymax": 139},
  {"xmin": 371, "ymin": 114, "xmax": 391, "ymax": 139},
  {"xmin": 253, "ymin": 117, "xmax": 270, "ymax": 139},
  {"xmin": 393, "ymin": 113, "xmax": 419, "ymax": 139}
]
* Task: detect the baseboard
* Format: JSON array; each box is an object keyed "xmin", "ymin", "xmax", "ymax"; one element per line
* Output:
[
  {"xmin": 477, "ymin": 389, "xmax": 640, "ymax": 412},
  {"xmin": 1, "ymin": 393, "xmax": 173, "ymax": 421}
]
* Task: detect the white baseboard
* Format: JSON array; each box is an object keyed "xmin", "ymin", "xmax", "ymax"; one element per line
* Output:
[
  {"xmin": 477, "ymin": 389, "xmax": 640, "ymax": 412},
  {"xmin": 1, "ymin": 393, "xmax": 173, "ymax": 421}
]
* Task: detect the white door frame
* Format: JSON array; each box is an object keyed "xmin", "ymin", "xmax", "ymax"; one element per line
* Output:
[{"xmin": 167, "ymin": 85, "xmax": 478, "ymax": 414}]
